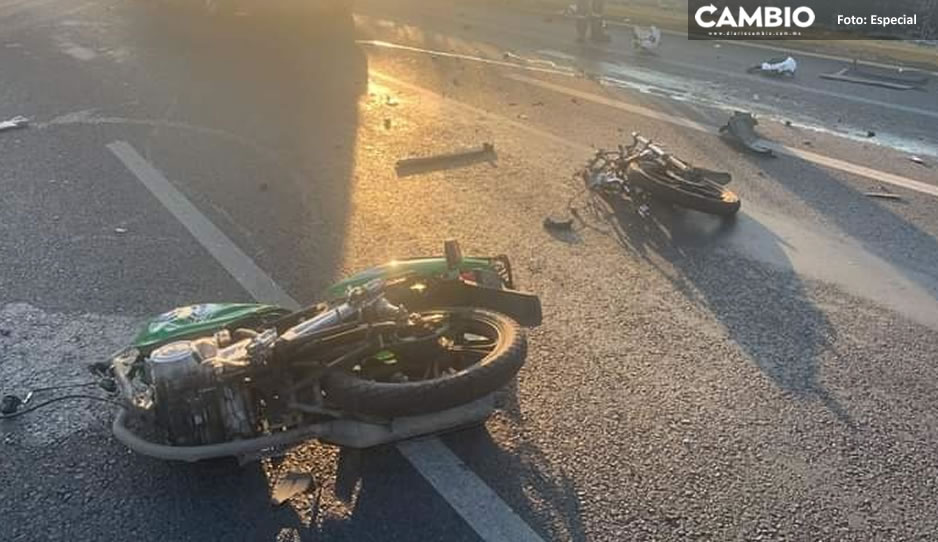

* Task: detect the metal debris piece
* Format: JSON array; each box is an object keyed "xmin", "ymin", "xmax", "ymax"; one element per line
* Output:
[
  {"xmin": 543, "ymin": 216, "xmax": 573, "ymax": 231},
  {"xmin": 114, "ymin": 227, "xmax": 128, "ymax": 234},
  {"xmin": 0, "ymin": 115, "xmax": 29, "ymax": 132},
  {"xmin": 395, "ymin": 143, "xmax": 495, "ymax": 174},
  {"xmin": 864, "ymin": 192, "xmax": 902, "ymax": 200},
  {"xmin": 719, "ymin": 112, "xmax": 774, "ymax": 156},
  {"xmin": 271, "ymin": 472, "xmax": 313, "ymax": 505},
  {"xmin": 909, "ymin": 155, "xmax": 927, "ymax": 166}
]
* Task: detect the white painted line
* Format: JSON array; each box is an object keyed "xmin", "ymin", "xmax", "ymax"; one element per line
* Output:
[
  {"xmin": 505, "ymin": 73, "xmax": 938, "ymax": 199},
  {"xmin": 357, "ymin": 39, "xmax": 574, "ymax": 77},
  {"xmin": 107, "ymin": 141, "xmax": 298, "ymax": 309},
  {"xmin": 107, "ymin": 140, "xmax": 543, "ymax": 542},
  {"xmin": 399, "ymin": 438, "xmax": 545, "ymax": 542},
  {"xmin": 363, "ymin": 35, "xmax": 938, "ymax": 123}
]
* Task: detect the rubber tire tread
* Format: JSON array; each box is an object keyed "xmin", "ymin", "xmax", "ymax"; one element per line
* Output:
[
  {"xmin": 627, "ymin": 161, "xmax": 741, "ymax": 216},
  {"xmin": 321, "ymin": 308, "xmax": 526, "ymax": 417}
]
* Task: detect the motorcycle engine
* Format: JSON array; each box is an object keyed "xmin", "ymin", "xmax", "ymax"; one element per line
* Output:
[{"xmin": 146, "ymin": 332, "xmax": 265, "ymax": 445}]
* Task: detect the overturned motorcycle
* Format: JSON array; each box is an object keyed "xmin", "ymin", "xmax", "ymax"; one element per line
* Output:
[
  {"xmin": 582, "ymin": 133, "xmax": 741, "ymax": 217},
  {"xmin": 101, "ymin": 241, "xmax": 540, "ymax": 462}
]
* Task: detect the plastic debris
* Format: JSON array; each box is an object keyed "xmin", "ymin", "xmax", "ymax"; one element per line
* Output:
[
  {"xmin": 820, "ymin": 60, "xmax": 929, "ymax": 90},
  {"xmin": 909, "ymin": 155, "xmax": 927, "ymax": 166},
  {"xmin": 0, "ymin": 115, "xmax": 29, "ymax": 132},
  {"xmin": 271, "ymin": 472, "xmax": 313, "ymax": 505},
  {"xmin": 747, "ymin": 56, "xmax": 797, "ymax": 76},
  {"xmin": 395, "ymin": 143, "xmax": 495, "ymax": 175},
  {"xmin": 385, "ymin": 95, "xmax": 399, "ymax": 106},
  {"xmin": 719, "ymin": 112, "xmax": 774, "ymax": 156},
  {"xmin": 631, "ymin": 25, "xmax": 661, "ymax": 52}
]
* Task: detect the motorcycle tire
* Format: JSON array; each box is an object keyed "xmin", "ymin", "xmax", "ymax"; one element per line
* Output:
[
  {"xmin": 626, "ymin": 160, "xmax": 741, "ymax": 216},
  {"xmin": 322, "ymin": 308, "xmax": 526, "ymax": 417}
]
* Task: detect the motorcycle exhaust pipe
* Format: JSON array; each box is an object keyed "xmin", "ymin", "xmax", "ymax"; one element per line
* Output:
[{"xmin": 112, "ymin": 394, "xmax": 495, "ymax": 462}]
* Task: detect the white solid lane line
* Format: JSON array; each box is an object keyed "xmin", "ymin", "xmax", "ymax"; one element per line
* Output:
[
  {"xmin": 506, "ymin": 73, "xmax": 938, "ymax": 199},
  {"xmin": 399, "ymin": 438, "xmax": 545, "ymax": 542},
  {"xmin": 107, "ymin": 140, "xmax": 545, "ymax": 542},
  {"xmin": 107, "ymin": 141, "xmax": 298, "ymax": 310}
]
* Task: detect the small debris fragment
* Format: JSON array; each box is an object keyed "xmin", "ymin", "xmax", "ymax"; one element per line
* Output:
[
  {"xmin": 517, "ymin": 113, "xmax": 528, "ymax": 120},
  {"xmin": 803, "ymin": 140, "xmax": 812, "ymax": 146},
  {"xmin": 114, "ymin": 227, "xmax": 128, "ymax": 234},
  {"xmin": 571, "ymin": 97, "xmax": 579, "ymax": 105},
  {"xmin": 1, "ymin": 395, "xmax": 22, "ymax": 415},
  {"xmin": 909, "ymin": 155, "xmax": 927, "ymax": 166},
  {"xmin": 0, "ymin": 115, "xmax": 28, "ymax": 132},
  {"xmin": 383, "ymin": 118, "xmax": 392, "ymax": 129},
  {"xmin": 385, "ymin": 95, "xmax": 399, "ymax": 106},
  {"xmin": 747, "ymin": 56, "xmax": 797, "ymax": 77},
  {"xmin": 271, "ymin": 472, "xmax": 313, "ymax": 505},
  {"xmin": 713, "ymin": 43, "xmax": 721, "ymax": 48},
  {"xmin": 866, "ymin": 130, "xmax": 876, "ymax": 138},
  {"xmin": 784, "ymin": 120, "xmax": 792, "ymax": 127},
  {"xmin": 543, "ymin": 216, "xmax": 573, "ymax": 231},
  {"xmin": 864, "ymin": 192, "xmax": 902, "ymax": 200}
]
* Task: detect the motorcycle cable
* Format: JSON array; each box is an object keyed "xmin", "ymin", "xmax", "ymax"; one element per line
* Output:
[
  {"xmin": 1, "ymin": 380, "xmax": 121, "ymax": 419},
  {"xmin": 0, "ymin": 394, "xmax": 124, "ymax": 419}
]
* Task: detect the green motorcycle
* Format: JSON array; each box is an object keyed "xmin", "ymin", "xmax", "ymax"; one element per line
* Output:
[{"xmin": 106, "ymin": 240, "xmax": 540, "ymax": 461}]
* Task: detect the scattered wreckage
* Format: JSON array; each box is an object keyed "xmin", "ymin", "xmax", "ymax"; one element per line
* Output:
[
  {"xmin": 3, "ymin": 241, "xmax": 541, "ymax": 463},
  {"xmin": 747, "ymin": 56, "xmax": 797, "ymax": 77},
  {"xmin": 719, "ymin": 112, "xmax": 775, "ymax": 156}
]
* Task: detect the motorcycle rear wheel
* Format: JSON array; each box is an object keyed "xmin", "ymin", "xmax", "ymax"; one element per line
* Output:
[{"xmin": 322, "ymin": 308, "xmax": 526, "ymax": 417}]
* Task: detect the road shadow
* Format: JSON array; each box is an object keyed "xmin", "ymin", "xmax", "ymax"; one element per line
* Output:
[
  {"xmin": 584, "ymin": 188, "xmax": 854, "ymax": 427},
  {"xmin": 124, "ymin": 1, "xmax": 367, "ymax": 302},
  {"xmin": 730, "ymin": 138, "xmax": 938, "ymax": 308},
  {"xmin": 440, "ymin": 422, "xmax": 588, "ymax": 542}
]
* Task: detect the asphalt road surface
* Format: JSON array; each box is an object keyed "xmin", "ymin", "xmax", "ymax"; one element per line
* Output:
[{"xmin": 2, "ymin": 0, "xmax": 937, "ymax": 540}]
